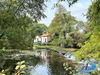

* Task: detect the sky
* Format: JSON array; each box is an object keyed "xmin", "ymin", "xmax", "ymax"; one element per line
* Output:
[{"xmin": 39, "ymin": 0, "xmax": 92, "ymax": 26}]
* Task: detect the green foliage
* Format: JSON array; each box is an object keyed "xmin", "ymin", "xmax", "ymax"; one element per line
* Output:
[
  {"xmin": 49, "ymin": 38, "xmax": 60, "ymax": 46},
  {"xmin": 48, "ymin": 4, "xmax": 86, "ymax": 48},
  {"xmin": 69, "ymin": 31, "xmax": 85, "ymax": 47},
  {"xmin": 2, "ymin": 47, "xmax": 6, "ymax": 51},
  {"xmin": 0, "ymin": 0, "xmax": 46, "ymax": 21},
  {"xmin": 63, "ymin": 62, "xmax": 77, "ymax": 75},
  {"xmin": 15, "ymin": 61, "xmax": 26, "ymax": 75},
  {"xmin": 33, "ymin": 23, "xmax": 48, "ymax": 36},
  {"xmin": 76, "ymin": 21, "xmax": 86, "ymax": 32},
  {"xmin": 48, "ymin": 4, "xmax": 77, "ymax": 47},
  {"xmin": 74, "ymin": 0, "xmax": 100, "ymax": 61},
  {"xmin": 66, "ymin": 36, "xmax": 74, "ymax": 47},
  {"xmin": 0, "ymin": 7, "xmax": 48, "ymax": 49},
  {"xmin": 0, "ymin": 61, "xmax": 26, "ymax": 75},
  {"xmin": 0, "ymin": 13, "xmax": 35, "ymax": 49},
  {"xmin": 0, "ymin": 0, "xmax": 48, "ymax": 50},
  {"xmin": 0, "ymin": 47, "xmax": 6, "ymax": 53},
  {"xmin": 48, "ymin": 4, "xmax": 76, "ymax": 34}
]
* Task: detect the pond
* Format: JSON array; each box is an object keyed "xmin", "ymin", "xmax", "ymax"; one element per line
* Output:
[{"xmin": 0, "ymin": 49, "xmax": 94, "ymax": 75}]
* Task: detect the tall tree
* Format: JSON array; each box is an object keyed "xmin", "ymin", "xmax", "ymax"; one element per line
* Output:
[{"xmin": 48, "ymin": 4, "xmax": 76, "ymax": 46}]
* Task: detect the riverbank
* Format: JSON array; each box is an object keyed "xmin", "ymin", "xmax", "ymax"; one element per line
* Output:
[{"xmin": 33, "ymin": 45, "xmax": 77, "ymax": 55}]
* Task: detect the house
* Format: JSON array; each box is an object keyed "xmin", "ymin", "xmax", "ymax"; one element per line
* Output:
[
  {"xmin": 34, "ymin": 35, "xmax": 41, "ymax": 43},
  {"xmin": 41, "ymin": 34, "xmax": 50, "ymax": 43},
  {"xmin": 34, "ymin": 34, "xmax": 51, "ymax": 44}
]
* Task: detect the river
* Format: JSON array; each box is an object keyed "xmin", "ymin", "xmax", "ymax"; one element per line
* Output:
[{"xmin": 0, "ymin": 49, "xmax": 97, "ymax": 75}]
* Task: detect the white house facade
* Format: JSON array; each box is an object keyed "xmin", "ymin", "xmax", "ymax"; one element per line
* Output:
[
  {"xmin": 34, "ymin": 36, "xmax": 41, "ymax": 43},
  {"xmin": 34, "ymin": 34, "xmax": 50, "ymax": 44},
  {"xmin": 41, "ymin": 37, "xmax": 47, "ymax": 43}
]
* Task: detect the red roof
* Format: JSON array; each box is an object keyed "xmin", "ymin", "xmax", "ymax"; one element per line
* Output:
[{"xmin": 41, "ymin": 34, "xmax": 49, "ymax": 37}]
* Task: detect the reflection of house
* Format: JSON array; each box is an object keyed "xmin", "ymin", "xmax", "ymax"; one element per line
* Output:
[
  {"xmin": 34, "ymin": 34, "xmax": 50, "ymax": 44},
  {"xmin": 35, "ymin": 50, "xmax": 48, "ymax": 60}
]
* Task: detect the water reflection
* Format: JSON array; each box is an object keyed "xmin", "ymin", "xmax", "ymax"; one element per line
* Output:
[{"xmin": 0, "ymin": 49, "xmax": 75, "ymax": 75}]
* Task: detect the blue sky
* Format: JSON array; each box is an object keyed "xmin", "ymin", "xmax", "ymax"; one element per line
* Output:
[{"xmin": 39, "ymin": 0, "xmax": 92, "ymax": 26}]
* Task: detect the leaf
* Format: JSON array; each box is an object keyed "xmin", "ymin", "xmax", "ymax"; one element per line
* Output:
[
  {"xmin": 14, "ymin": 4, "xmax": 17, "ymax": 7},
  {"xmin": 69, "ymin": 71, "xmax": 72, "ymax": 74},
  {"xmin": 17, "ymin": 62, "xmax": 21, "ymax": 64},
  {"xmin": 66, "ymin": 68, "xmax": 68, "ymax": 71},
  {"xmin": 21, "ymin": 61, "xmax": 25, "ymax": 64},
  {"xmin": 15, "ymin": 65, "xmax": 20, "ymax": 70},
  {"xmin": 63, "ymin": 63, "xmax": 65, "ymax": 66},
  {"xmin": 20, "ymin": 65, "xmax": 25, "ymax": 69},
  {"xmin": 64, "ymin": 67, "xmax": 66, "ymax": 69},
  {"xmin": 69, "ymin": 67, "xmax": 72, "ymax": 70}
]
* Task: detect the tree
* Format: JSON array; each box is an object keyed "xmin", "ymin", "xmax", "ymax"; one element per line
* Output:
[
  {"xmin": 69, "ymin": 31, "xmax": 85, "ymax": 48},
  {"xmin": 48, "ymin": 4, "xmax": 76, "ymax": 47},
  {"xmin": 74, "ymin": 0, "xmax": 100, "ymax": 61},
  {"xmin": 33, "ymin": 23, "xmax": 47, "ymax": 36},
  {"xmin": 0, "ymin": 0, "xmax": 46, "ymax": 20},
  {"xmin": 76, "ymin": 21, "xmax": 86, "ymax": 32},
  {"xmin": 0, "ymin": 0, "xmax": 48, "ymax": 49},
  {"xmin": 0, "ymin": 15, "xmax": 35, "ymax": 49},
  {"xmin": 0, "ymin": 0, "xmax": 79, "ymax": 49}
]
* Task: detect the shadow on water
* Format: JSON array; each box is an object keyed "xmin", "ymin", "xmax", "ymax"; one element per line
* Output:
[{"xmin": 0, "ymin": 49, "xmax": 75, "ymax": 75}]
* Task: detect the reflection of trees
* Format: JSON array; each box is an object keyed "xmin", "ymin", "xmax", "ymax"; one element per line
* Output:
[
  {"xmin": 0, "ymin": 50, "xmax": 47, "ymax": 75},
  {"xmin": 21, "ymin": 55, "xmax": 42, "ymax": 67},
  {"xmin": 21, "ymin": 55, "xmax": 43, "ymax": 75},
  {"xmin": 0, "ymin": 55, "xmax": 43, "ymax": 75},
  {"xmin": 48, "ymin": 51, "xmax": 74, "ymax": 75}
]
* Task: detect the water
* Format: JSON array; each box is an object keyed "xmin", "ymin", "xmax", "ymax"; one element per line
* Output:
[
  {"xmin": 0, "ymin": 49, "xmax": 75, "ymax": 75},
  {"xmin": 64, "ymin": 52, "xmax": 75, "ymax": 60}
]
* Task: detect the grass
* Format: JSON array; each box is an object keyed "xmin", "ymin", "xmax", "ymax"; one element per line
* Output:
[{"xmin": 33, "ymin": 45, "xmax": 77, "ymax": 53}]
